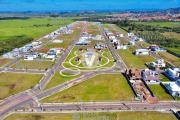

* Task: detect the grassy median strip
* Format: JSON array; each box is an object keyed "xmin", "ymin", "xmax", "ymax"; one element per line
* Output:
[
  {"xmin": 5, "ymin": 112, "xmax": 177, "ymax": 120},
  {"xmin": 0, "ymin": 73, "xmax": 43, "ymax": 99},
  {"xmin": 42, "ymin": 74, "xmax": 134, "ymax": 102}
]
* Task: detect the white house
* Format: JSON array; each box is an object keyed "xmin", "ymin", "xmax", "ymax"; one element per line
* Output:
[
  {"xmin": 128, "ymin": 41, "xmax": 135, "ymax": 45},
  {"xmin": 117, "ymin": 34, "xmax": 124, "ymax": 38},
  {"xmin": 46, "ymin": 49, "xmax": 58, "ymax": 59},
  {"xmin": 150, "ymin": 59, "xmax": 166, "ymax": 68},
  {"xmin": 116, "ymin": 45, "xmax": 127, "ymax": 49},
  {"xmin": 167, "ymin": 80, "xmax": 180, "ymax": 97},
  {"xmin": 111, "ymin": 39, "xmax": 119, "ymax": 43},
  {"xmin": 92, "ymin": 35, "xmax": 103, "ymax": 40},
  {"xmin": 134, "ymin": 49, "xmax": 149, "ymax": 55},
  {"xmin": 32, "ymin": 40, "xmax": 42, "ymax": 46},
  {"xmin": 165, "ymin": 68, "xmax": 180, "ymax": 81},
  {"xmin": 108, "ymin": 36, "xmax": 116, "ymax": 39}
]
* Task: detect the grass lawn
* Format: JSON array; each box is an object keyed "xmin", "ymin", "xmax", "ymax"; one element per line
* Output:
[
  {"xmin": 5, "ymin": 112, "xmax": 177, "ymax": 120},
  {"xmin": 160, "ymin": 74, "xmax": 171, "ymax": 82},
  {"xmin": 133, "ymin": 21, "xmax": 180, "ymax": 28},
  {"xmin": 117, "ymin": 48, "xmax": 155, "ymax": 69},
  {"xmin": 44, "ymin": 72, "xmax": 82, "ymax": 90},
  {"xmin": 0, "ymin": 17, "xmax": 74, "ymax": 41},
  {"xmin": 101, "ymin": 24, "xmax": 114, "ymax": 30},
  {"xmin": 165, "ymin": 47, "xmax": 180, "ymax": 56},
  {"xmin": 161, "ymin": 32, "xmax": 180, "ymax": 40},
  {"xmin": 42, "ymin": 74, "xmax": 134, "ymax": 102},
  {"xmin": 87, "ymin": 25, "xmax": 99, "ymax": 30},
  {"xmin": 113, "ymin": 25, "xmax": 128, "ymax": 35},
  {"xmin": 10, "ymin": 60, "xmax": 55, "ymax": 70},
  {"xmin": 57, "ymin": 29, "xmax": 81, "ymax": 41},
  {"xmin": 157, "ymin": 52, "xmax": 180, "ymax": 66},
  {"xmin": 136, "ymin": 41, "xmax": 151, "ymax": 48},
  {"xmin": 41, "ymin": 38, "xmax": 51, "ymax": 44},
  {"xmin": 120, "ymin": 38, "xmax": 129, "ymax": 44},
  {"xmin": 0, "ymin": 58, "xmax": 12, "ymax": 67},
  {"xmin": 0, "ymin": 73, "xmax": 43, "ymax": 99},
  {"xmin": 149, "ymin": 85, "xmax": 173, "ymax": 101}
]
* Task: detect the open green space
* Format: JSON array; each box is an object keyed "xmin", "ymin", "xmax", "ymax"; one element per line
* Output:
[
  {"xmin": 86, "ymin": 25, "xmax": 101, "ymax": 36},
  {"xmin": 63, "ymin": 46, "xmax": 114, "ymax": 70},
  {"xmin": 157, "ymin": 52, "xmax": 180, "ymax": 67},
  {"xmin": 165, "ymin": 47, "xmax": 180, "ymax": 56},
  {"xmin": 160, "ymin": 74, "xmax": 171, "ymax": 82},
  {"xmin": 113, "ymin": 25, "xmax": 128, "ymax": 35},
  {"xmin": 42, "ymin": 74, "xmax": 134, "ymax": 102},
  {"xmin": 120, "ymin": 38, "xmax": 129, "ymax": 44},
  {"xmin": 5, "ymin": 112, "xmax": 177, "ymax": 120},
  {"xmin": 133, "ymin": 21, "xmax": 180, "ymax": 28},
  {"xmin": 117, "ymin": 47, "xmax": 155, "ymax": 69},
  {"xmin": 0, "ymin": 73, "xmax": 43, "ymax": 99},
  {"xmin": 44, "ymin": 72, "xmax": 82, "ymax": 90},
  {"xmin": 161, "ymin": 32, "xmax": 180, "ymax": 40},
  {"xmin": 0, "ymin": 58, "xmax": 12, "ymax": 67},
  {"xmin": 149, "ymin": 85, "xmax": 173, "ymax": 101},
  {"xmin": 101, "ymin": 24, "xmax": 114, "ymax": 30},
  {"xmin": 136, "ymin": 41, "xmax": 151, "ymax": 48},
  {"xmin": 87, "ymin": 25, "xmax": 99, "ymax": 30},
  {"xmin": 10, "ymin": 60, "xmax": 55, "ymax": 70},
  {"xmin": 0, "ymin": 17, "xmax": 74, "ymax": 41}
]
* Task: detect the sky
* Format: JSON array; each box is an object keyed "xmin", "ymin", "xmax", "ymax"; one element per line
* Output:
[{"xmin": 0, "ymin": 0, "xmax": 180, "ymax": 11}]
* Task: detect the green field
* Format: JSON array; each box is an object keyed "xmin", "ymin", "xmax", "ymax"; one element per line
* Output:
[
  {"xmin": 136, "ymin": 41, "xmax": 151, "ymax": 48},
  {"xmin": 133, "ymin": 21, "xmax": 180, "ymax": 28},
  {"xmin": 44, "ymin": 72, "xmax": 82, "ymax": 90},
  {"xmin": 86, "ymin": 25, "xmax": 101, "ymax": 36},
  {"xmin": 157, "ymin": 52, "xmax": 180, "ymax": 66},
  {"xmin": 161, "ymin": 32, "xmax": 180, "ymax": 40},
  {"xmin": 0, "ymin": 73, "xmax": 43, "ymax": 99},
  {"xmin": 10, "ymin": 60, "xmax": 55, "ymax": 70},
  {"xmin": 117, "ymin": 47, "xmax": 155, "ymax": 69},
  {"xmin": 5, "ymin": 112, "xmax": 177, "ymax": 120},
  {"xmin": 0, "ymin": 58, "xmax": 12, "ymax": 67},
  {"xmin": 113, "ymin": 25, "xmax": 128, "ymax": 35},
  {"xmin": 0, "ymin": 17, "xmax": 74, "ymax": 40},
  {"xmin": 42, "ymin": 74, "xmax": 134, "ymax": 102},
  {"xmin": 149, "ymin": 85, "xmax": 173, "ymax": 101},
  {"xmin": 160, "ymin": 74, "xmax": 171, "ymax": 82}
]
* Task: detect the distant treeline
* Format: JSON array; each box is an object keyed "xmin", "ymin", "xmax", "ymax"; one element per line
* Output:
[{"xmin": 0, "ymin": 17, "xmax": 30, "ymax": 20}]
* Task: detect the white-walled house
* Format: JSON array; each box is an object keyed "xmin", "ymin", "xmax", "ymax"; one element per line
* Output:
[
  {"xmin": 165, "ymin": 68, "xmax": 180, "ymax": 81},
  {"xmin": 167, "ymin": 80, "xmax": 180, "ymax": 97},
  {"xmin": 117, "ymin": 34, "xmax": 124, "ymax": 38},
  {"xmin": 108, "ymin": 36, "xmax": 116, "ymax": 39},
  {"xmin": 150, "ymin": 59, "xmax": 166, "ymax": 68},
  {"xmin": 115, "ymin": 45, "xmax": 127, "ymax": 49},
  {"xmin": 134, "ymin": 49, "xmax": 149, "ymax": 55}
]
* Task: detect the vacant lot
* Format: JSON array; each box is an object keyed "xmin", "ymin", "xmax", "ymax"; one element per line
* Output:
[
  {"xmin": 0, "ymin": 73, "xmax": 43, "ymax": 99},
  {"xmin": 149, "ymin": 85, "xmax": 173, "ymax": 101},
  {"xmin": 161, "ymin": 32, "xmax": 180, "ymax": 40},
  {"xmin": 113, "ymin": 25, "xmax": 128, "ymax": 35},
  {"xmin": 157, "ymin": 52, "xmax": 180, "ymax": 66},
  {"xmin": 44, "ymin": 72, "xmax": 82, "ymax": 90},
  {"xmin": 5, "ymin": 112, "xmax": 177, "ymax": 120},
  {"xmin": 11, "ymin": 60, "xmax": 54, "ymax": 70},
  {"xmin": 42, "ymin": 74, "xmax": 134, "ymax": 102},
  {"xmin": 0, "ymin": 17, "xmax": 74, "ymax": 41},
  {"xmin": 133, "ymin": 21, "xmax": 180, "ymax": 28},
  {"xmin": 0, "ymin": 58, "xmax": 12, "ymax": 67},
  {"xmin": 117, "ymin": 48, "xmax": 155, "ymax": 69},
  {"xmin": 160, "ymin": 74, "xmax": 171, "ymax": 82},
  {"xmin": 136, "ymin": 41, "xmax": 151, "ymax": 48}
]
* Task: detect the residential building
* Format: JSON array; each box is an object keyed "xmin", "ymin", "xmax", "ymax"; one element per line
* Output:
[
  {"xmin": 94, "ymin": 42, "xmax": 106, "ymax": 49},
  {"xmin": 165, "ymin": 68, "xmax": 180, "ymax": 81},
  {"xmin": 134, "ymin": 49, "xmax": 149, "ymax": 55},
  {"xmin": 141, "ymin": 69, "xmax": 160, "ymax": 83},
  {"xmin": 167, "ymin": 80, "xmax": 180, "ymax": 97},
  {"xmin": 115, "ymin": 44, "xmax": 127, "ymax": 49},
  {"xmin": 150, "ymin": 59, "xmax": 166, "ymax": 68}
]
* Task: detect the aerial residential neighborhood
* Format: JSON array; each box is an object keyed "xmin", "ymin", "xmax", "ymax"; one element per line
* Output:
[{"xmin": 0, "ymin": 1, "xmax": 180, "ymax": 120}]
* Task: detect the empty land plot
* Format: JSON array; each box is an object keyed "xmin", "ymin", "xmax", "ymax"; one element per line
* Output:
[
  {"xmin": 117, "ymin": 48, "xmax": 155, "ymax": 69},
  {"xmin": 160, "ymin": 74, "xmax": 171, "ymax": 82},
  {"xmin": 165, "ymin": 47, "xmax": 180, "ymax": 56},
  {"xmin": 149, "ymin": 85, "xmax": 173, "ymax": 101},
  {"xmin": 157, "ymin": 52, "xmax": 180, "ymax": 66},
  {"xmin": 101, "ymin": 24, "xmax": 114, "ymax": 30},
  {"xmin": 120, "ymin": 38, "xmax": 129, "ymax": 44},
  {"xmin": 161, "ymin": 32, "xmax": 180, "ymax": 40},
  {"xmin": 133, "ymin": 21, "xmax": 180, "ymax": 28},
  {"xmin": 0, "ymin": 58, "xmax": 12, "ymax": 67},
  {"xmin": 86, "ymin": 25, "xmax": 101, "ymax": 36},
  {"xmin": 0, "ymin": 73, "xmax": 43, "ymax": 99},
  {"xmin": 136, "ymin": 41, "xmax": 151, "ymax": 48},
  {"xmin": 0, "ymin": 17, "xmax": 74, "ymax": 41},
  {"xmin": 113, "ymin": 25, "xmax": 128, "ymax": 35},
  {"xmin": 42, "ymin": 74, "xmax": 134, "ymax": 102},
  {"xmin": 44, "ymin": 72, "xmax": 82, "ymax": 90},
  {"xmin": 11, "ymin": 60, "xmax": 54, "ymax": 70},
  {"xmin": 87, "ymin": 25, "xmax": 99, "ymax": 30},
  {"xmin": 58, "ymin": 29, "xmax": 81, "ymax": 40},
  {"xmin": 5, "ymin": 112, "xmax": 177, "ymax": 120}
]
